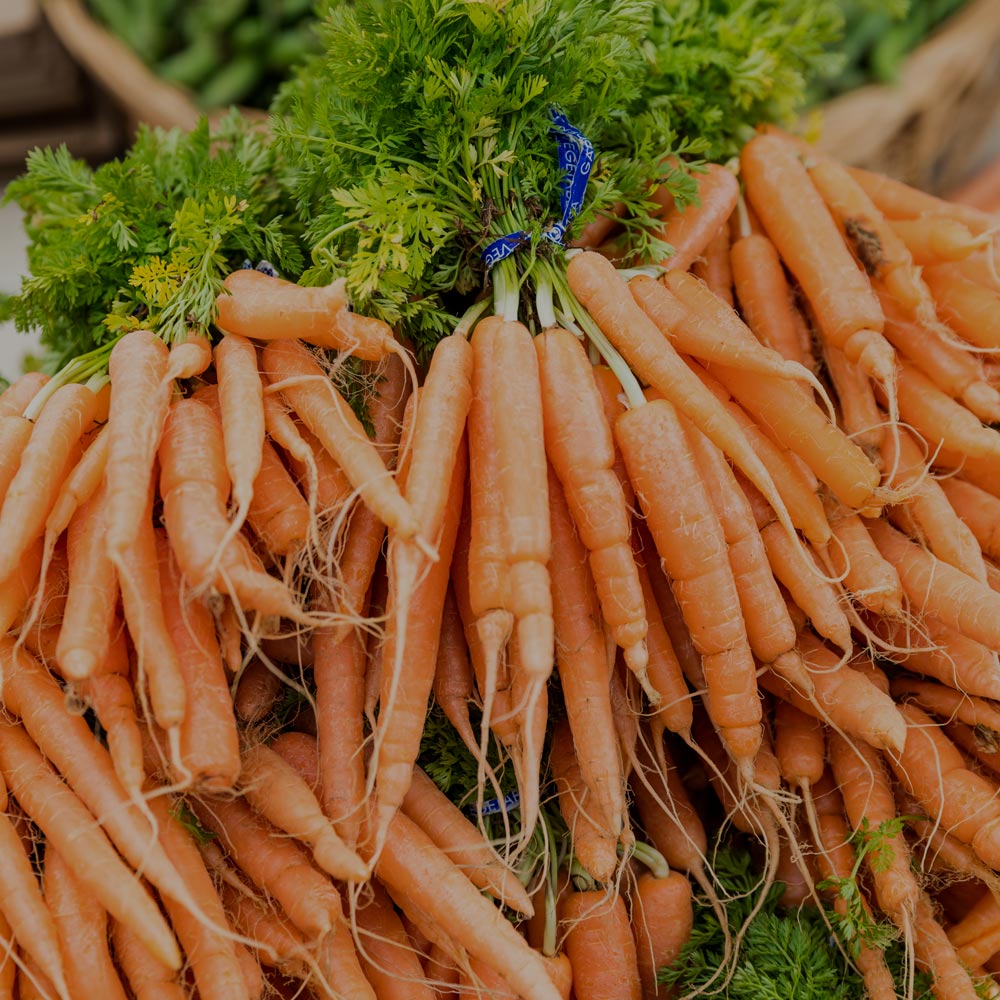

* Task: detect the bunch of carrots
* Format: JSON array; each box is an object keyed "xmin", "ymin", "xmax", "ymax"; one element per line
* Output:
[{"xmin": 2, "ymin": 122, "xmax": 1000, "ymax": 1000}]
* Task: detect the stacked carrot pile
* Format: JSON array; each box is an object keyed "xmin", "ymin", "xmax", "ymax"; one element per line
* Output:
[{"xmin": 2, "ymin": 124, "xmax": 1000, "ymax": 1000}]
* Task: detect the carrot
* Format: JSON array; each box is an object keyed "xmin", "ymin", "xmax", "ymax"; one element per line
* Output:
[
  {"xmin": 549, "ymin": 718, "xmax": 619, "ymax": 883},
  {"xmin": 0, "ymin": 417, "xmax": 32, "ymax": 509},
  {"xmin": 242, "ymin": 439, "xmax": 311, "ymax": 555},
  {"xmin": 657, "ymin": 163, "xmax": 740, "ymax": 274},
  {"xmin": 939, "ymin": 477, "xmax": 1000, "ymax": 560},
  {"xmin": 1, "ymin": 541, "xmax": 46, "ymax": 640},
  {"xmin": 217, "ymin": 269, "xmax": 401, "ymax": 360},
  {"xmin": 682, "ymin": 415, "xmax": 811, "ymax": 691},
  {"xmin": 691, "ymin": 223, "xmax": 733, "ymax": 304},
  {"xmin": 893, "ymin": 359, "xmax": 1000, "ymax": 460},
  {"xmin": 216, "ymin": 599, "xmax": 243, "ymax": 678},
  {"xmin": 262, "ymin": 339, "xmax": 421, "ymax": 543},
  {"xmin": 631, "ymin": 537, "xmax": 693, "ymax": 737},
  {"xmin": 760, "ymin": 637, "xmax": 906, "ymax": 755},
  {"xmin": 372, "ymin": 429, "xmax": 468, "ymax": 846},
  {"xmin": 730, "ymin": 230, "xmax": 811, "ymax": 368},
  {"xmin": 882, "ymin": 426, "xmax": 988, "ymax": 583},
  {"xmin": 631, "ymin": 736, "xmax": 707, "ymax": 877},
  {"xmin": 561, "ymin": 891, "xmax": 641, "ymax": 1000},
  {"xmin": 887, "ymin": 702, "xmax": 1000, "ymax": 870},
  {"xmin": 878, "ymin": 296, "xmax": 1000, "ymax": 424},
  {"xmin": 401, "ymin": 768, "xmax": 532, "ymax": 915},
  {"xmin": 234, "ymin": 658, "xmax": 282, "ymax": 724},
  {"xmin": 741, "ymin": 135, "xmax": 893, "ymax": 387},
  {"xmin": 157, "ymin": 530, "xmax": 240, "ymax": 790},
  {"xmin": 850, "ymin": 165, "xmax": 997, "ymax": 234},
  {"xmin": 159, "ymin": 398, "xmax": 301, "ymax": 619},
  {"xmin": 490, "ymin": 321, "xmax": 553, "ymax": 684},
  {"xmin": 215, "ymin": 330, "xmax": 265, "ymax": 534},
  {"xmin": 891, "ymin": 677, "xmax": 1000, "ymax": 735},
  {"xmin": 0, "ymin": 810, "xmax": 70, "ymax": 1000},
  {"xmin": 869, "ymin": 520, "xmax": 1000, "ymax": 650},
  {"xmin": 0, "ymin": 639, "xmax": 200, "ymax": 933},
  {"xmin": 631, "ymin": 873, "xmax": 693, "ymax": 1000},
  {"xmin": 44, "ymin": 425, "xmax": 110, "ymax": 547},
  {"xmin": 192, "ymin": 794, "xmax": 343, "ymax": 939},
  {"xmin": 105, "ymin": 330, "xmax": 172, "ymax": 562},
  {"xmin": 111, "ymin": 920, "xmax": 186, "ymax": 1000},
  {"xmin": 536, "ymin": 327, "xmax": 647, "ymax": 681},
  {"xmin": 547, "ymin": 468, "xmax": 627, "ymax": 835},
  {"xmin": 828, "ymin": 732, "xmax": 919, "ymax": 922},
  {"xmin": 889, "ymin": 217, "xmax": 987, "ymax": 264},
  {"xmin": 825, "ymin": 503, "xmax": 903, "ymax": 617},
  {"xmin": 0, "ymin": 382, "xmax": 97, "ymax": 584},
  {"xmin": 632, "ymin": 271, "xmax": 817, "ymax": 386},
  {"xmin": 572, "ymin": 202, "xmax": 627, "ymax": 249},
  {"xmin": 369, "ymin": 811, "xmax": 562, "ymax": 1000},
  {"xmin": 773, "ymin": 699, "xmax": 825, "ymax": 793},
  {"xmin": 913, "ymin": 893, "xmax": 979, "ymax": 1000},
  {"xmin": 44, "ymin": 847, "xmax": 127, "ymax": 1000},
  {"xmin": 822, "ymin": 343, "xmax": 884, "ymax": 453},
  {"xmin": 0, "ymin": 371, "xmax": 48, "ymax": 417},
  {"xmin": 616, "ymin": 396, "xmax": 762, "ymax": 774},
  {"xmin": 240, "ymin": 740, "xmax": 368, "ymax": 882},
  {"xmin": 707, "ymin": 359, "xmax": 882, "ymax": 512},
  {"xmin": 808, "ymin": 781, "xmax": 898, "ymax": 1000},
  {"xmin": 946, "ymin": 889, "xmax": 1000, "ymax": 950},
  {"xmin": 0, "ymin": 721, "xmax": 179, "ymax": 971},
  {"xmin": 54, "ymin": 481, "xmax": 116, "ymax": 681},
  {"xmin": 691, "ymin": 367, "xmax": 830, "ymax": 545},
  {"xmin": 924, "ymin": 263, "xmax": 1000, "ymax": 351},
  {"xmin": 566, "ymin": 250, "xmax": 800, "ymax": 545},
  {"xmin": 354, "ymin": 881, "xmax": 435, "ymax": 1000},
  {"xmin": 432, "ymin": 585, "xmax": 478, "ymax": 757},
  {"xmin": 806, "ymin": 155, "xmax": 938, "ymax": 327},
  {"xmin": 740, "ymin": 476, "xmax": 852, "ymax": 652},
  {"xmin": 164, "ymin": 332, "xmax": 212, "ymax": 381},
  {"xmin": 78, "ymin": 667, "xmax": 144, "ymax": 794}
]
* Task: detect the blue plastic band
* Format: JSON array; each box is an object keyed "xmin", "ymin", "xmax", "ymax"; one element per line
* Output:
[
  {"xmin": 480, "ymin": 107, "xmax": 594, "ymax": 266},
  {"xmin": 465, "ymin": 789, "xmax": 521, "ymax": 819},
  {"xmin": 240, "ymin": 258, "xmax": 278, "ymax": 277}
]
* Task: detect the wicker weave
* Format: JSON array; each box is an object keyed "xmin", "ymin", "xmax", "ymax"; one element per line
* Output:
[{"xmin": 812, "ymin": 0, "xmax": 1000, "ymax": 195}]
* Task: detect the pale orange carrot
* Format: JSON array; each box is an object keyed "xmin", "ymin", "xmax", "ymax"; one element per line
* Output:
[
  {"xmin": 111, "ymin": 919, "xmax": 186, "ymax": 1000},
  {"xmin": 0, "ymin": 417, "xmax": 32, "ymax": 509},
  {"xmin": 0, "ymin": 372, "xmax": 48, "ymax": 418},
  {"xmin": 657, "ymin": 163, "xmax": 739, "ymax": 274},
  {"xmin": 691, "ymin": 223, "xmax": 733, "ymax": 305}
]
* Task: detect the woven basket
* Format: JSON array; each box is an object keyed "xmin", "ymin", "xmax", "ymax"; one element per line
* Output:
[
  {"xmin": 811, "ymin": 0, "xmax": 1000, "ymax": 195},
  {"xmin": 39, "ymin": 0, "xmax": 256, "ymax": 132}
]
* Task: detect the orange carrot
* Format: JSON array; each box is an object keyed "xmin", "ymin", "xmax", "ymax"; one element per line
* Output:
[
  {"xmin": 825, "ymin": 503, "xmax": 903, "ymax": 617},
  {"xmin": 354, "ymin": 880, "xmax": 435, "ymax": 1000},
  {"xmin": 821, "ymin": 343, "xmax": 884, "ymax": 453},
  {"xmin": 44, "ymin": 425, "xmax": 110, "ymax": 547},
  {"xmin": 741, "ymin": 135, "xmax": 893, "ymax": 386},
  {"xmin": 78, "ymin": 667, "xmax": 144, "ymax": 794},
  {"xmin": 490, "ymin": 321, "xmax": 553, "ymax": 684},
  {"xmin": 869, "ymin": 520, "xmax": 1000, "ymax": 650},
  {"xmin": 164, "ymin": 332, "xmax": 212, "ymax": 381},
  {"xmin": 157, "ymin": 531, "xmax": 240, "ymax": 790},
  {"xmin": 731, "ymin": 230, "xmax": 811, "ymax": 368},
  {"xmin": 912, "ymin": 892, "xmax": 979, "ymax": 1000},
  {"xmin": 44, "ymin": 847, "xmax": 128, "ymax": 1000},
  {"xmin": 940, "ymin": 477, "xmax": 1000, "ymax": 560},
  {"xmin": 0, "ymin": 721, "xmax": 179, "ymax": 971},
  {"xmin": 657, "ymin": 163, "xmax": 740, "ymax": 274},
  {"xmin": 761, "ymin": 637, "xmax": 906, "ymax": 754},
  {"xmin": 0, "ymin": 371, "xmax": 48, "ymax": 417},
  {"xmin": 549, "ymin": 719, "xmax": 618, "ymax": 883},
  {"xmin": 536, "ymin": 327, "xmax": 647, "ymax": 681},
  {"xmin": 547, "ymin": 467, "xmax": 627, "ymax": 835},
  {"xmin": 616, "ymin": 397, "xmax": 762, "ymax": 773},
  {"xmin": 432, "ymin": 585, "xmax": 478, "ymax": 756},
  {"xmin": 214, "ymin": 332, "xmax": 265, "ymax": 529},
  {"xmin": 192, "ymin": 794, "xmax": 344, "ymax": 940},
  {"xmin": 891, "ymin": 677, "xmax": 1000, "ymax": 734},
  {"xmin": 0, "ymin": 810, "xmax": 70, "ymax": 1000},
  {"xmin": 889, "ymin": 217, "xmax": 987, "ymax": 264},
  {"xmin": 55, "ymin": 481, "xmax": 117, "ymax": 681},
  {"xmin": 105, "ymin": 330, "xmax": 172, "ymax": 562},
  {"xmin": 111, "ymin": 919, "xmax": 186, "ymax": 1000},
  {"xmin": 240, "ymin": 741, "xmax": 368, "ymax": 882},
  {"xmin": 369, "ymin": 811, "xmax": 561, "ymax": 1000},
  {"xmin": 924, "ymin": 263, "xmax": 1000, "ymax": 351},
  {"xmin": 562, "ymin": 891, "xmax": 641, "ymax": 1000},
  {"xmin": 217, "ymin": 269, "xmax": 401, "ymax": 360},
  {"xmin": 631, "ymin": 872, "xmax": 693, "ymax": 1000},
  {"xmin": 159, "ymin": 398, "xmax": 301, "ymax": 619},
  {"xmin": 566, "ymin": 250, "xmax": 799, "ymax": 544},
  {"xmin": 0, "ymin": 383, "xmax": 97, "ymax": 583},
  {"xmin": 401, "ymin": 767, "xmax": 532, "ymax": 915},
  {"xmin": 0, "ymin": 417, "xmax": 32, "ymax": 509},
  {"xmin": 691, "ymin": 223, "xmax": 733, "ymax": 305}
]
